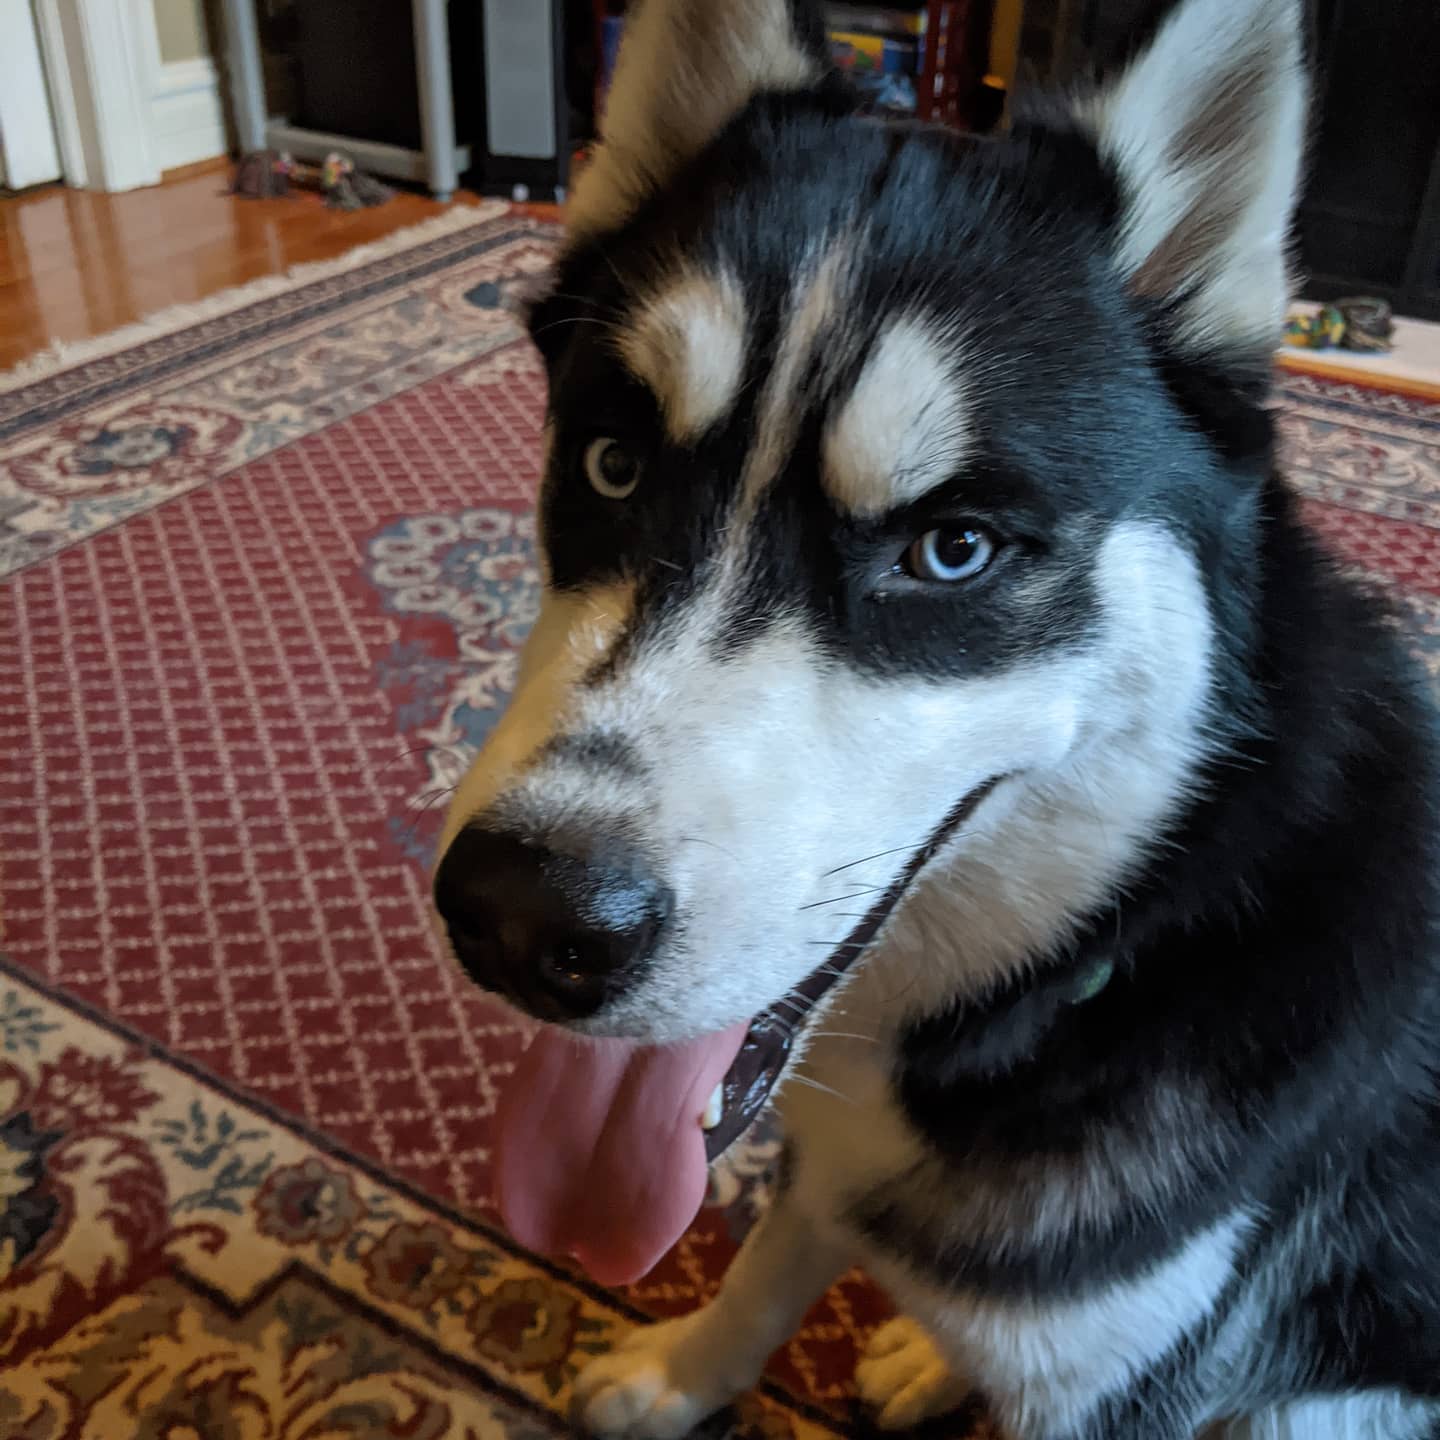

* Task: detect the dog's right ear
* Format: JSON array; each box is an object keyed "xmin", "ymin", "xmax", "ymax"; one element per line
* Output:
[
  {"xmin": 1075, "ymin": 0, "xmax": 1308, "ymax": 372},
  {"xmin": 567, "ymin": 0, "xmax": 837, "ymax": 241}
]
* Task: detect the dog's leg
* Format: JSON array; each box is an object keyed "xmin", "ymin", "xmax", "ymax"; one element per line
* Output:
[
  {"xmin": 855, "ymin": 1315, "xmax": 973, "ymax": 1429},
  {"xmin": 572, "ymin": 1192, "xmax": 848, "ymax": 1439}
]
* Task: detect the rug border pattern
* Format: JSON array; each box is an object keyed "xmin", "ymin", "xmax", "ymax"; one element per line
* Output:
[{"xmin": 0, "ymin": 950, "xmax": 853, "ymax": 1439}]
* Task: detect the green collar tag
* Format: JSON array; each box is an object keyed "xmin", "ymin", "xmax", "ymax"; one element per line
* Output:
[{"xmin": 1067, "ymin": 956, "xmax": 1115, "ymax": 1005}]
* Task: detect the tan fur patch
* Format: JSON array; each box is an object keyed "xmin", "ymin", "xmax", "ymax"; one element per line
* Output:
[
  {"xmin": 618, "ymin": 271, "xmax": 748, "ymax": 444},
  {"xmin": 822, "ymin": 317, "xmax": 970, "ymax": 517},
  {"xmin": 437, "ymin": 582, "xmax": 635, "ymax": 852}
]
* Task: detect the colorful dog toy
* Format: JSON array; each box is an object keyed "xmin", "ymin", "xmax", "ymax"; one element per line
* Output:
[
  {"xmin": 1284, "ymin": 297, "xmax": 1394, "ymax": 353},
  {"xmin": 230, "ymin": 150, "xmax": 392, "ymax": 210},
  {"xmin": 319, "ymin": 153, "xmax": 394, "ymax": 211}
]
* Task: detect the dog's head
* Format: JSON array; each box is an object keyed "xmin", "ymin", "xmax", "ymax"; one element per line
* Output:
[{"xmin": 435, "ymin": 0, "xmax": 1305, "ymax": 1050}]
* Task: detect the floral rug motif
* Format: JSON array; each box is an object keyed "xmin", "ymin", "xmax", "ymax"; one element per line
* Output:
[
  {"xmin": 0, "ymin": 959, "xmax": 849, "ymax": 1440},
  {"xmin": 2, "ymin": 205, "xmax": 1439, "ymax": 1436},
  {"xmin": 361, "ymin": 506, "xmax": 542, "ymax": 863}
]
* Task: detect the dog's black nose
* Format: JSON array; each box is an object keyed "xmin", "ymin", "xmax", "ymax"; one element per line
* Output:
[{"xmin": 434, "ymin": 826, "xmax": 671, "ymax": 1021}]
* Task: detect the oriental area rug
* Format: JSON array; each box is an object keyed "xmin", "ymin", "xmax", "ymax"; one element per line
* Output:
[{"xmin": 2, "ymin": 202, "xmax": 1438, "ymax": 1436}]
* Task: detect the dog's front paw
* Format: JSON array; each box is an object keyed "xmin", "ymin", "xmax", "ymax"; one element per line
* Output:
[
  {"xmin": 855, "ymin": 1316, "xmax": 971, "ymax": 1431},
  {"xmin": 573, "ymin": 1314, "xmax": 744, "ymax": 1438}
]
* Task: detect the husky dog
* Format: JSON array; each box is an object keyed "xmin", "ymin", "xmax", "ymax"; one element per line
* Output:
[{"xmin": 433, "ymin": 0, "xmax": 1440, "ymax": 1434}]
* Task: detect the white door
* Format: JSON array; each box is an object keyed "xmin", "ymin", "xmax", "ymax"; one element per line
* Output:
[{"xmin": 0, "ymin": 0, "xmax": 63, "ymax": 189}]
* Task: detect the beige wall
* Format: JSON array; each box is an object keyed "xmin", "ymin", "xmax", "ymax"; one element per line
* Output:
[{"xmin": 154, "ymin": 0, "xmax": 210, "ymax": 63}]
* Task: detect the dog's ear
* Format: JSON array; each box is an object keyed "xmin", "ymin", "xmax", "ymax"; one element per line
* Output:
[
  {"xmin": 1077, "ymin": 0, "xmax": 1307, "ymax": 369},
  {"xmin": 568, "ymin": 0, "xmax": 835, "ymax": 240}
]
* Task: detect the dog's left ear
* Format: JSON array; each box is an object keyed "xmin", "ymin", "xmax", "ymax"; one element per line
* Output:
[
  {"xmin": 1077, "ymin": 0, "xmax": 1307, "ymax": 370},
  {"xmin": 567, "ymin": 0, "xmax": 836, "ymax": 240}
]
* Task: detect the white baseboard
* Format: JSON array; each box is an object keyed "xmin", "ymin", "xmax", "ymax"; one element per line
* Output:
[{"xmin": 152, "ymin": 57, "xmax": 226, "ymax": 172}]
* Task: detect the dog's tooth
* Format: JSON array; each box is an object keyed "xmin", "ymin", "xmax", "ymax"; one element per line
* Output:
[{"xmin": 702, "ymin": 1083, "xmax": 724, "ymax": 1131}]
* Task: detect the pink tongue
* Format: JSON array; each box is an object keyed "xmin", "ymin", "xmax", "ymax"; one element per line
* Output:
[{"xmin": 494, "ymin": 1022, "xmax": 748, "ymax": 1286}]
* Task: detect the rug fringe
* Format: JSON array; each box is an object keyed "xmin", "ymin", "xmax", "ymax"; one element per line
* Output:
[{"xmin": 0, "ymin": 202, "xmax": 512, "ymax": 394}]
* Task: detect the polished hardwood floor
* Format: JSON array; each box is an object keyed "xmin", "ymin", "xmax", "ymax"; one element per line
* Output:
[{"xmin": 0, "ymin": 160, "xmax": 556, "ymax": 372}]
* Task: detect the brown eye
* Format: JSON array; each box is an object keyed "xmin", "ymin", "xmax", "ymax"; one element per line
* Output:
[
  {"xmin": 905, "ymin": 526, "xmax": 996, "ymax": 582},
  {"xmin": 584, "ymin": 437, "xmax": 640, "ymax": 500}
]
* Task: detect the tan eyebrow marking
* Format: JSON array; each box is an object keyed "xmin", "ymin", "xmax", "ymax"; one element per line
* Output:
[
  {"xmin": 617, "ymin": 269, "xmax": 748, "ymax": 444},
  {"xmin": 822, "ymin": 317, "xmax": 972, "ymax": 517}
]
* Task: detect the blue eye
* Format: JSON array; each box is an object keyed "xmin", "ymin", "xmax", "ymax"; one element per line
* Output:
[
  {"xmin": 584, "ymin": 437, "xmax": 641, "ymax": 499},
  {"xmin": 905, "ymin": 526, "xmax": 996, "ymax": 582}
]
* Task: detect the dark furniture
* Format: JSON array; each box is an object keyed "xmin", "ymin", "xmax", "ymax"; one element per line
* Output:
[
  {"xmin": 1302, "ymin": 0, "xmax": 1440, "ymax": 321},
  {"xmin": 221, "ymin": 0, "xmax": 571, "ymax": 202}
]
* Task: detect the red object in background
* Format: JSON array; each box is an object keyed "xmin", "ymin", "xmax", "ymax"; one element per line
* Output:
[{"xmin": 918, "ymin": 0, "xmax": 995, "ymax": 128}]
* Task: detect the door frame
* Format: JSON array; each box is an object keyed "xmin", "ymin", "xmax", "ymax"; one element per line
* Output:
[
  {"xmin": 31, "ymin": 0, "xmax": 190, "ymax": 192},
  {"xmin": 0, "ymin": 0, "xmax": 64, "ymax": 189}
]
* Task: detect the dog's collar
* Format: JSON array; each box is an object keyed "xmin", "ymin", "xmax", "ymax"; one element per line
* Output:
[
  {"xmin": 899, "ymin": 945, "xmax": 1122, "ymax": 1089},
  {"xmin": 1063, "ymin": 954, "xmax": 1115, "ymax": 1005}
]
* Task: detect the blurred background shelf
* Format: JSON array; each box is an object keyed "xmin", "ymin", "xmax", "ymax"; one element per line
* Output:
[
  {"xmin": 589, "ymin": 2, "xmax": 1008, "ymax": 133},
  {"xmin": 221, "ymin": 0, "xmax": 572, "ymax": 202},
  {"xmin": 222, "ymin": 0, "xmax": 468, "ymax": 200}
]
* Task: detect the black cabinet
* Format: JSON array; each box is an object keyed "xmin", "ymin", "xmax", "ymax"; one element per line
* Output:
[
  {"xmin": 1302, "ymin": 0, "xmax": 1440, "ymax": 320},
  {"xmin": 291, "ymin": 0, "xmax": 480, "ymax": 152}
]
